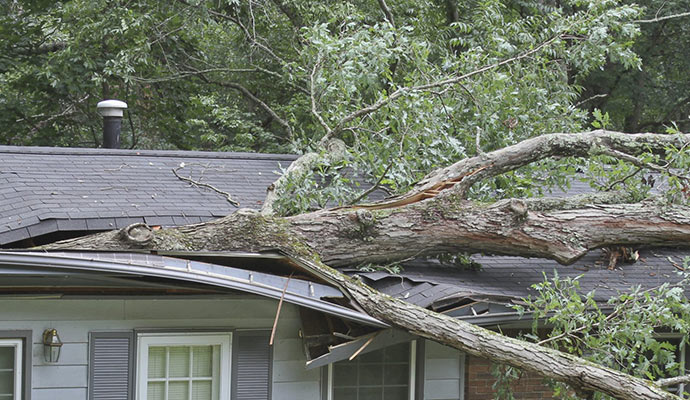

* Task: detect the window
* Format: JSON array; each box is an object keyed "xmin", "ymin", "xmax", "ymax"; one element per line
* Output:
[
  {"xmin": 0, "ymin": 339, "xmax": 23, "ymax": 400},
  {"xmin": 663, "ymin": 336, "xmax": 690, "ymax": 398},
  {"xmin": 329, "ymin": 342, "xmax": 415, "ymax": 400},
  {"xmin": 136, "ymin": 333, "xmax": 231, "ymax": 400}
]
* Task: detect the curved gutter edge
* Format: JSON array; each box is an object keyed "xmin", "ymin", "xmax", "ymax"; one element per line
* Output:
[{"xmin": 0, "ymin": 251, "xmax": 388, "ymax": 328}]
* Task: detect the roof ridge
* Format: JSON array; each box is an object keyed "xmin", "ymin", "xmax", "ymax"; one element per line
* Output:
[{"xmin": 0, "ymin": 145, "xmax": 299, "ymax": 161}]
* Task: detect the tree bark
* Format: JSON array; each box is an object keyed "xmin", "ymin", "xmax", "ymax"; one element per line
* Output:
[
  {"xmin": 363, "ymin": 130, "xmax": 690, "ymax": 208},
  {"xmin": 41, "ymin": 215, "xmax": 683, "ymax": 400},
  {"xmin": 40, "ymin": 129, "xmax": 690, "ymax": 399}
]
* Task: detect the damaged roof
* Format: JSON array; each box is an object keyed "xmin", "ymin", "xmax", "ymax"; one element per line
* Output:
[
  {"xmin": 0, "ymin": 250, "xmax": 386, "ymax": 328},
  {"xmin": 2, "ymin": 145, "xmax": 688, "ymax": 329},
  {"xmin": 0, "ymin": 146, "xmax": 297, "ymax": 245},
  {"xmin": 349, "ymin": 248, "xmax": 690, "ymax": 324}
]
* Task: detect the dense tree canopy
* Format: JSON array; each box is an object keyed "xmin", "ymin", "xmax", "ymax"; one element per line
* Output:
[
  {"xmin": 5, "ymin": 0, "xmax": 690, "ymax": 398},
  {"xmin": 2, "ymin": 0, "xmax": 688, "ymax": 209}
]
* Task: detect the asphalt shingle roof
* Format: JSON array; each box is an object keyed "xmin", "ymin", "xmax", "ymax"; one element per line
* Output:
[
  {"xmin": 351, "ymin": 248, "xmax": 690, "ymax": 309},
  {"xmin": 0, "ymin": 146, "xmax": 297, "ymax": 245}
]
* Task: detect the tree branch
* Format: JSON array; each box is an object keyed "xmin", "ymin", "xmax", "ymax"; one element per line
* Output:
[
  {"xmin": 656, "ymin": 374, "xmax": 690, "ymax": 387},
  {"xmin": 636, "ymin": 11, "xmax": 690, "ymax": 23},
  {"xmin": 329, "ymin": 34, "xmax": 562, "ymax": 137},
  {"xmin": 201, "ymin": 76, "xmax": 293, "ymax": 138},
  {"xmin": 41, "ymin": 214, "xmax": 685, "ymax": 400},
  {"xmin": 377, "ymin": 0, "xmax": 395, "ymax": 26},
  {"xmin": 347, "ymin": 160, "xmax": 394, "ymax": 205},
  {"xmin": 310, "ymin": 60, "xmax": 333, "ymax": 138},
  {"xmin": 260, "ymin": 138, "xmax": 348, "ymax": 216},
  {"xmin": 352, "ymin": 130, "xmax": 690, "ymax": 209},
  {"xmin": 175, "ymin": 0, "xmax": 289, "ymax": 66},
  {"xmin": 172, "ymin": 165, "xmax": 240, "ymax": 207}
]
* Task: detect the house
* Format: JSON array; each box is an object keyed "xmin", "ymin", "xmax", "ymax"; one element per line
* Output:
[{"xmin": 0, "ymin": 144, "xmax": 688, "ymax": 400}]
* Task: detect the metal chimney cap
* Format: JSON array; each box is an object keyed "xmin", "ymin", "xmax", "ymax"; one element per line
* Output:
[{"xmin": 97, "ymin": 99, "xmax": 128, "ymax": 117}]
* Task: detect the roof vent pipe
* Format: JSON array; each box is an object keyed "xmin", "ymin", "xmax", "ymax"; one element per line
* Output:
[{"xmin": 96, "ymin": 99, "xmax": 128, "ymax": 149}]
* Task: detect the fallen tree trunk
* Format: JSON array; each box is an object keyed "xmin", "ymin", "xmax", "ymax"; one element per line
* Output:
[
  {"xmin": 41, "ymin": 129, "xmax": 690, "ymax": 399},
  {"xmin": 42, "ymin": 216, "xmax": 682, "ymax": 400},
  {"xmin": 292, "ymin": 255, "xmax": 682, "ymax": 400},
  {"xmin": 47, "ymin": 194, "xmax": 690, "ymax": 266}
]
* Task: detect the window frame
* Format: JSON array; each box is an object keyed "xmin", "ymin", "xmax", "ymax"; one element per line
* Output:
[
  {"xmin": 135, "ymin": 332, "xmax": 232, "ymax": 400},
  {"xmin": 0, "ymin": 331, "xmax": 31, "ymax": 400},
  {"xmin": 327, "ymin": 340, "xmax": 416, "ymax": 400}
]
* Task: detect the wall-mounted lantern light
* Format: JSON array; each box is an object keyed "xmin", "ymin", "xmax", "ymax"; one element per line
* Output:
[{"xmin": 43, "ymin": 329, "xmax": 63, "ymax": 363}]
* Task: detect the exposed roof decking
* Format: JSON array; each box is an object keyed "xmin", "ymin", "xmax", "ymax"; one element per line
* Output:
[{"xmin": 0, "ymin": 146, "xmax": 297, "ymax": 245}]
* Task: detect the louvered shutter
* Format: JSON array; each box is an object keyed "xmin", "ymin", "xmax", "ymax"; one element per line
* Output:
[
  {"xmin": 231, "ymin": 331, "xmax": 272, "ymax": 400},
  {"xmin": 88, "ymin": 332, "xmax": 134, "ymax": 400}
]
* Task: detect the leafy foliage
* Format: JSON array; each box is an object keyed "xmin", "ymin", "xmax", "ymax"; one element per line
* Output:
[
  {"xmin": 2, "ymin": 0, "xmax": 669, "ymax": 210},
  {"xmin": 579, "ymin": 0, "xmax": 690, "ymax": 134},
  {"xmin": 514, "ymin": 266, "xmax": 690, "ymax": 399}
]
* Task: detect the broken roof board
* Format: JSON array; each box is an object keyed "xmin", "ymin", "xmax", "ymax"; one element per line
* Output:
[
  {"xmin": 355, "ymin": 248, "xmax": 690, "ymax": 314},
  {"xmin": 0, "ymin": 146, "xmax": 297, "ymax": 245},
  {"xmin": 0, "ymin": 251, "xmax": 387, "ymax": 328}
]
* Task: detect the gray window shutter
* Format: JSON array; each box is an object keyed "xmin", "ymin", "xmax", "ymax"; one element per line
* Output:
[
  {"xmin": 88, "ymin": 332, "xmax": 134, "ymax": 400},
  {"xmin": 232, "ymin": 331, "xmax": 272, "ymax": 400}
]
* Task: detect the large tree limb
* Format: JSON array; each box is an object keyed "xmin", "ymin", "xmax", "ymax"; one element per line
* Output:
[
  {"xmin": 352, "ymin": 130, "xmax": 690, "ymax": 210},
  {"xmin": 39, "ymin": 130, "xmax": 690, "ymax": 399},
  {"xmin": 49, "ymin": 131, "xmax": 690, "ymax": 265},
  {"xmin": 41, "ymin": 210, "xmax": 684, "ymax": 400}
]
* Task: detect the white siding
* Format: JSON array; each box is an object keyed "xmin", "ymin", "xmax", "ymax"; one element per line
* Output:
[
  {"xmin": 271, "ymin": 332, "xmax": 321, "ymax": 399},
  {"xmin": 424, "ymin": 340, "xmax": 465, "ymax": 400},
  {"xmin": 0, "ymin": 297, "xmax": 316, "ymax": 400}
]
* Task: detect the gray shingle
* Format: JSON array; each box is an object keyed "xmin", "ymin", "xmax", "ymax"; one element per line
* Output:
[
  {"xmin": 0, "ymin": 145, "xmax": 298, "ymax": 244},
  {"xmin": 56, "ymin": 219, "xmax": 89, "ymax": 231},
  {"xmin": 355, "ymin": 248, "xmax": 690, "ymax": 308},
  {"xmin": 27, "ymin": 220, "xmax": 58, "ymax": 237}
]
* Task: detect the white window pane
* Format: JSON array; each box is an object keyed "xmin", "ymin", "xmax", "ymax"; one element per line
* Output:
[
  {"xmin": 384, "ymin": 364, "xmax": 408, "ymax": 385},
  {"xmin": 383, "ymin": 385, "xmax": 408, "ymax": 400},
  {"xmin": 192, "ymin": 346, "xmax": 212, "ymax": 378},
  {"xmin": 0, "ymin": 346, "xmax": 15, "ymax": 398},
  {"xmin": 191, "ymin": 381, "xmax": 211, "ymax": 400},
  {"xmin": 0, "ymin": 371, "xmax": 14, "ymax": 396},
  {"xmin": 333, "ymin": 387, "xmax": 357, "ymax": 400},
  {"xmin": 138, "ymin": 334, "xmax": 230, "ymax": 400},
  {"xmin": 147, "ymin": 382, "xmax": 165, "ymax": 400},
  {"xmin": 359, "ymin": 364, "xmax": 383, "ymax": 386},
  {"xmin": 359, "ymin": 387, "xmax": 383, "ymax": 399},
  {"xmin": 148, "ymin": 347, "xmax": 166, "ymax": 379},
  {"xmin": 333, "ymin": 343, "xmax": 412, "ymax": 400},
  {"xmin": 168, "ymin": 381, "xmax": 189, "ymax": 400},
  {"xmin": 169, "ymin": 347, "xmax": 190, "ymax": 378},
  {"xmin": 0, "ymin": 348, "xmax": 13, "ymax": 370}
]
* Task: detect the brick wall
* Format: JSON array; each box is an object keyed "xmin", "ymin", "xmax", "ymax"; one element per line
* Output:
[{"xmin": 465, "ymin": 355, "xmax": 554, "ymax": 399}]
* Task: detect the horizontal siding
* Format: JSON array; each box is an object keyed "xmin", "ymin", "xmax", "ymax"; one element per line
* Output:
[
  {"xmin": 32, "ymin": 387, "xmax": 86, "ymax": 400},
  {"xmin": 424, "ymin": 340, "xmax": 464, "ymax": 400},
  {"xmin": 272, "ymin": 338, "xmax": 304, "ymax": 361},
  {"xmin": 272, "ymin": 360, "xmax": 320, "ymax": 382},
  {"xmin": 270, "ymin": 315, "xmax": 320, "ymax": 400},
  {"xmin": 272, "ymin": 382, "xmax": 320, "ymax": 400},
  {"xmin": 426, "ymin": 358, "xmax": 462, "ymax": 380},
  {"xmin": 33, "ymin": 365, "xmax": 87, "ymax": 388},
  {"xmin": 0, "ymin": 298, "xmax": 318, "ymax": 400}
]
